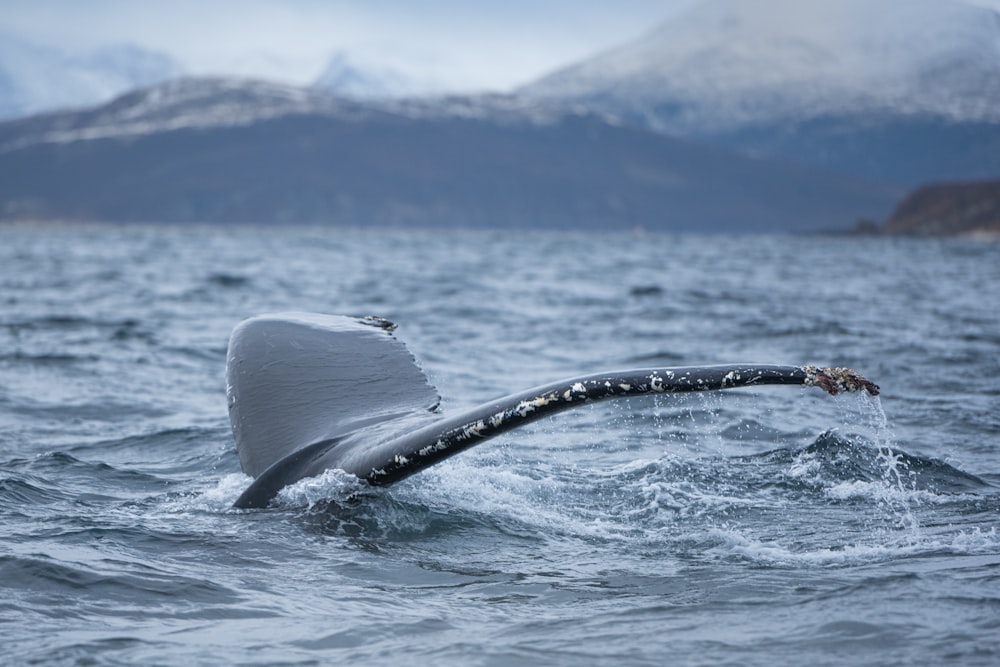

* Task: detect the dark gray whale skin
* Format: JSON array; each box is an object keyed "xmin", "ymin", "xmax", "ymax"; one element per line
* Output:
[{"xmin": 227, "ymin": 313, "xmax": 878, "ymax": 509}]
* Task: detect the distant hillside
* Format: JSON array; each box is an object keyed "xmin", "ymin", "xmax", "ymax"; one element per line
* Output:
[
  {"xmin": 0, "ymin": 77, "xmax": 896, "ymax": 232},
  {"xmin": 882, "ymin": 180, "xmax": 1000, "ymax": 236},
  {"xmin": 519, "ymin": 0, "xmax": 1000, "ymax": 186}
]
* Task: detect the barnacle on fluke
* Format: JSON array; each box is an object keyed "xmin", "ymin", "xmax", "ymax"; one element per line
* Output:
[{"xmin": 803, "ymin": 366, "xmax": 880, "ymax": 396}]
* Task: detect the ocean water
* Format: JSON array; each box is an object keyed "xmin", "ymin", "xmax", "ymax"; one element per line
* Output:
[{"xmin": 1, "ymin": 224, "xmax": 998, "ymax": 666}]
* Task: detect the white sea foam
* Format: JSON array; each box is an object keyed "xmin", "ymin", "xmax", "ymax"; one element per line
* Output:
[
  {"xmin": 275, "ymin": 468, "xmax": 369, "ymax": 508},
  {"xmin": 823, "ymin": 479, "xmax": 974, "ymax": 506},
  {"xmin": 700, "ymin": 524, "xmax": 1000, "ymax": 568},
  {"xmin": 162, "ymin": 472, "xmax": 253, "ymax": 512}
]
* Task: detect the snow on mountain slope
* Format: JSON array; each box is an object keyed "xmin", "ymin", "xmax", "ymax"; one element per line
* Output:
[
  {"xmin": 0, "ymin": 77, "xmax": 384, "ymax": 153},
  {"xmin": 520, "ymin": 0, "xmax": 1000, "ymax": 131},
  {"xmin": 0, "ymin": 77, "xmax": 586, "ymax": 154}
]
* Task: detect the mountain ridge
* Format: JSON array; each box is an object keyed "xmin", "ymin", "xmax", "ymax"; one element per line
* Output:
[
  {"xmin": 522, "ymin": 0, "xmax": 1000, "ymax": 128},
  {"xmin": 0, "ymin": 76, "xmax": 896, "ymax": 232},
  {"xmin": 518, "ymin": 0, "xmax": 1000, "ymax": 186}
]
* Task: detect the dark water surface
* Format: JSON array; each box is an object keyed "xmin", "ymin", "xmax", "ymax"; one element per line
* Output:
[{"xmin": 1, "ymin": 225, "xmax": 998, "ymax": 665}]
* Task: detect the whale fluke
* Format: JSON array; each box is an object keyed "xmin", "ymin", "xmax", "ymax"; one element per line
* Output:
[{"xmin": 226, "ymin": 313, "xmax": 879, "ymax": 509}]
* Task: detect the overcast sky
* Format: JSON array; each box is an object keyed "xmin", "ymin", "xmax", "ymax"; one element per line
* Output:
[
  {"xmin": 2, "ymin": 0, "xmax": 998, "ymax": 95},
  {"xmin": 0, "ymin": 0, "xmax": 700, "ymax": 93}
]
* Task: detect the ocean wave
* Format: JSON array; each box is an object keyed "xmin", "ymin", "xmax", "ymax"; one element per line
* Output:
[
  {"xmin": 0, "ymin": 553, "xmax": 239, "ymax": 604},
  {"xmin": 698, "ymin": 525, "xmax": 1000, "ymax": 568}
]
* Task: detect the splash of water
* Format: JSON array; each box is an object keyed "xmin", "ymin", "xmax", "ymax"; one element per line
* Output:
[{"xmin": 864, "ymin": 393, "xmax": 922, "ymax": 541}]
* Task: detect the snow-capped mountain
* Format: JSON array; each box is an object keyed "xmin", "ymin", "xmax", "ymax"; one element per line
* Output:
[
  {"xmin": 0, "ymin": 76, "xmax": 896, "ymax": 231},
  {"xmin": 0, "ymin": 77, "xmax": 357, "ymax": 150},
  {"xmin": 0, "ymin": 36, "xmax": 183, "ymax": 120},
  {"xmin": 0, "ymin": 77, "xmax": 597, "ymax": 154},
  {"xmin": 520, "ymin": 0, "xmax": 1000, "ymax": 131},
  {"xmin": 516, "ymin": 0, "xmax": 1000, "ymax": 186}
]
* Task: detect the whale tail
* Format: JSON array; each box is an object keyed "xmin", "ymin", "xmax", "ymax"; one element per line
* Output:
[
  {"xmin": 226, "ymin": 313, "xmax": 878, "ymax": 509},
  {"xmin": 226, "ymin": 313, "xmax": 439, "ymax": 480}
]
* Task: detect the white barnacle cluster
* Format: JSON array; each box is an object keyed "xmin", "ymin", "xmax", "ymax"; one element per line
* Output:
[
  {"xmin": 394, "ymin": 453, "xmax": 410, "ymax": 466},
  {"xmin": 562, "ymin": 382, "xmax": 588, "ymax": 401},
  {"xmin": 618, "ymin": 383, "xmax": 632, "ymax": 391},
  {"xmin": 649, "ymin": 374, "xmax": 665, "ymax": 392},
  {"xmin": 462, "ymin": 420, "xmax": 487, "ymax": 439},
  {"xmin": 802, "ymin": 365, "xmax": 828, "ymax": 389},
  {"xmin": 514, "ymin": 400, "xmax": 534, "ymax": 417},
  {"xmin": 800, "ymin": 365, "xmax": 878, "ymax": 396},
  {"xmin": 513, "ymin": 393, "xmax": 559, "ymax": 418},
  {"xmin": 418, "ymin": 438, "xmax": 448, "ymax": 458},
  {"xmin": 722, "ymin": 370, "xmax": 741, "ymax": 386}
]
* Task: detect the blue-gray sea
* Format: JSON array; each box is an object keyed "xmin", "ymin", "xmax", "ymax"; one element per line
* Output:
[{"xmin": 1, "ymin": 224, "xmax": 998, "ymax": 666}]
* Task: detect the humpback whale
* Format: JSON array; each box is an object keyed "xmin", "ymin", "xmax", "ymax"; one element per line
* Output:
[{"xmin": 226, "ymin": 313, "xmax": 879, "ymax": 509}]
